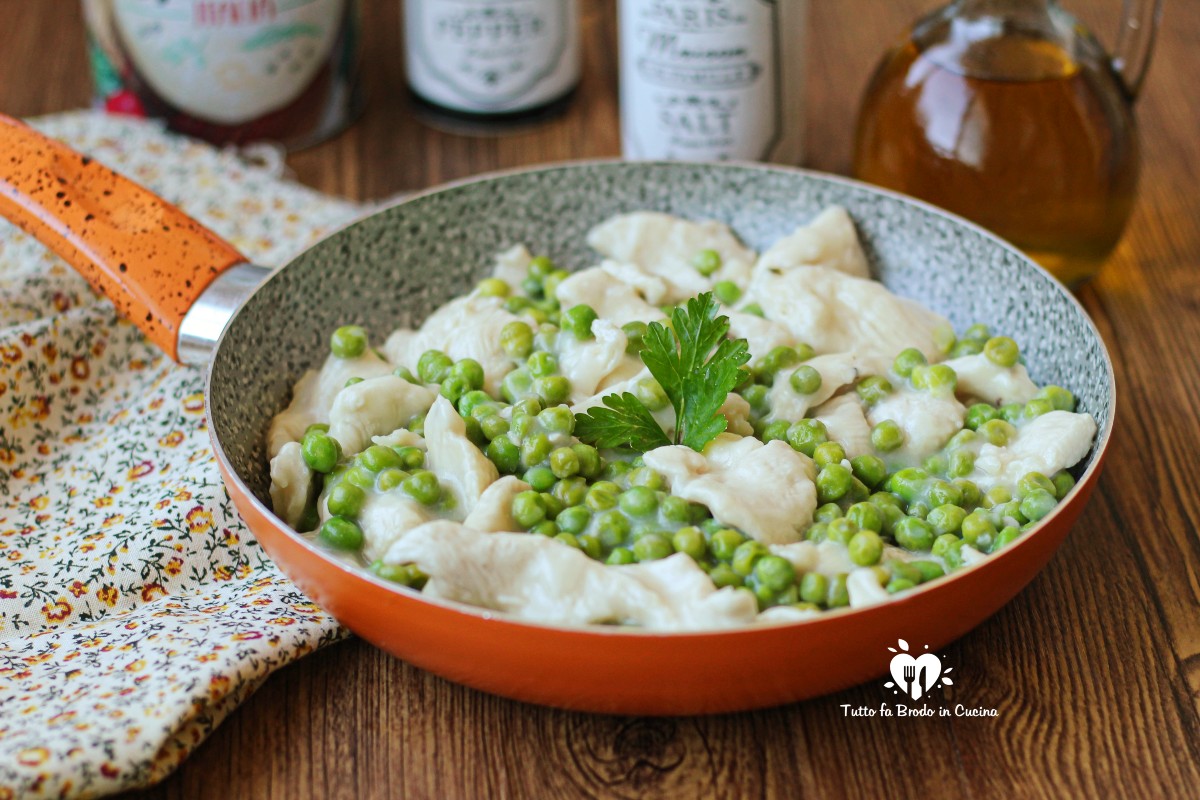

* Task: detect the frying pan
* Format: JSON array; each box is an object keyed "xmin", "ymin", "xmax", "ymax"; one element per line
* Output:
[{"xmin": 0, "ymin": 116, "xmax": 1115, "ymax": 714}]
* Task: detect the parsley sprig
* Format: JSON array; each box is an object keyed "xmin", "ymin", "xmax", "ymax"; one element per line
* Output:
[{"xmin": 574, "ymin": 292, "xmax": 750, "ymax": 452}]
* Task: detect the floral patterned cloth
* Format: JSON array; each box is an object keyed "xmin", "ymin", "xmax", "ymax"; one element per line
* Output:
[{"xmin": 0, "ymin": 112, "xmax": 362, "ymax": 799}]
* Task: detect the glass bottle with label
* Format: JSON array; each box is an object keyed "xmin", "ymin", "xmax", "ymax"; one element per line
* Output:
[
  {"xmin": 618, "ymin": 0, "xmax": 807, "ymax": 164},
  {"xmin": 404, "ymin": 0, "xmax": 581, "ymax": 127}
]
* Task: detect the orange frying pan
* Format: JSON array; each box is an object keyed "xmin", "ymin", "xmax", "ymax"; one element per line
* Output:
[{"xmin": 0, "ymin": 115, "xmax": 1114, "ymax": 714}]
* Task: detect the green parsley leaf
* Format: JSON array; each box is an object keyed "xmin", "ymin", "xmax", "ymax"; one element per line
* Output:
[
  {"xmin": 641, "ymin": 293, "xmax": 750, "ymax": 450},
  {"xmin": 573, "ymin": 392, "xmax": 671, "ymax": 451}
]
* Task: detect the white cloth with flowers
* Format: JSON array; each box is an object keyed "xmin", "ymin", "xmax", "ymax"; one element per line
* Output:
[{"xmin": 0, "ymin": 112, "xmax": 361, "ymax": 798}]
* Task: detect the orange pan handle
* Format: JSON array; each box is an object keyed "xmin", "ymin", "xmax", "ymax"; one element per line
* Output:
[{"xmin": 0, "ymin": 114, "xmax": 248, "ymax": 362}]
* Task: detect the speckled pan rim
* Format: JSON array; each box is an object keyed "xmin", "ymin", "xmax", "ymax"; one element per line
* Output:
[{"xmin": 204, "ymin": 159, "xmax": 1117, "ymax": 639}]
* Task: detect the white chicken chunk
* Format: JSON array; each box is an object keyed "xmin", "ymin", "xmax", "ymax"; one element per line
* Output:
[
  {"xmin": 423, "ymin": 397, "xmax": 499, "ymax": 518},
  {"xmin": 847, "ymin": 568, "xmax": 891, "ymax": 607},
  {"xmin": 719, "ymin": 392, "xmax": 755, "ymax": 437},
  {"xmin": 644, "ymin": 435, "xmax": 817, "ymax": 545},
  {"xmin": 587, "ymin": 211, "xmax": 757, "ymax": 300},
  {"xmin": 491, "ymin": 244, "xmax": 533, "ymax": 287},
  {"xmin": 746, "ymin": 266, "xmax": 950, "ymax": 363},
  {"xmin": 812, "ymin": 394, "xmax": 874, "ymax": 458},
  {"xmin": 354, "ymin": 491, "xmax": 434, "ymax": 563},
  {"xmin": 384, "ymin": 523, "xmax": 759, "ymax": 630},
  {"xmin": 371, "ymin": 428, "xmax": 426, "ymax": 450},
  {"xmin": 556, "ymin": 318, "xmax": 630, "ymax": 402},
  {"xmin": 753, "ymin": 206, "xmax": 871, "ymax": 280},
  {"xmin": 554, "ymin": 266, "xmax": 666, "ymax": 327},
  {"xmin": 868, "ymin": 387, "xmax": 966, "ymax": 461},
  {"xmin": 942, "ymin": 353, "xmax": 1039, "ymax": 406},
  {"xmin": 765, "ymin": 353, "xmax": 866, "ymax": 423},
  {"xmin": 599, "ymin": 260, "xmax": 670, "ymax": 305},
  {"xmin": 462, "ymin": 476, "xmax": 532, "ymax": 533},
  {"xmin": 267, "ymin": 350, "xmax": 393, "ymax": 457},
  {"xmin": 268, "ymin": 442, "xmax": 313, "ymax": 529},
  {"xmin": 728, "ymin": 311, "xmax": 797, "ymax": 363},
  {"xmin": 327, "ymin": 375, "xmax": 436, "ymax": 457},
  {"xmin": 969, "ymin": 410, "xmax": 1096, "ymax": 490},
  {"xmin": 382, "ymin": 295, "xmax": 520, "ymax": 395}
]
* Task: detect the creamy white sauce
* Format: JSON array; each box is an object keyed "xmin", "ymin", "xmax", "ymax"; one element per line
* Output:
[
  {"xmin": 943, "ymin": 352, "xmax": 1038, "ymax": 406},
  {"xmin": 969, "ymin": 410, "xmax": 1097, "ymax": 490}
]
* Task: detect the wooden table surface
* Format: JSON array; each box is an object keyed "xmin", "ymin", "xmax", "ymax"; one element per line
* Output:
[{"xmin": 3, "ymin": 0, "xmax": 1199, "ymax": 797}]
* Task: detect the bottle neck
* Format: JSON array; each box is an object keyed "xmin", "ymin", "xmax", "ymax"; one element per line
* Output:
[{"xmin": 917, "ymin": 0, "xmax": 1077, "ymax": 81}]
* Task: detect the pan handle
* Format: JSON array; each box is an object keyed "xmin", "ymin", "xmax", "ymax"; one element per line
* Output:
[{"xmin": 0, "ymin": 114, "xmax": 250, "ymax": 363}]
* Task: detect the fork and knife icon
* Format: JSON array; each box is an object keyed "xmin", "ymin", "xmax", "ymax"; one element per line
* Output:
[{"xmin": 903, "ymin": 664, "xmax": 927, "ymax": 700}]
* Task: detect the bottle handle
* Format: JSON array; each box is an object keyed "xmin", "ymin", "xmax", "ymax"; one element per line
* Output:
[
  {"xmin": 0, "ymin": 115, "xmax": 247, "ymax": 362},
  {"xmin": 1112, "ymin": 0, "xmax": 1162, "ymax": 99}
]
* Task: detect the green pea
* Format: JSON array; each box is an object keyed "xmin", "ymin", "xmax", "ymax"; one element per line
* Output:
[
  {"xmin": 927, "ymin": 504, "xmax": 966, "ymax": 535},
  {"xmin": 521, "ymin": 433, "xmax": 552, "ymax": 468},
  {"xmin": 520, "ymin": 275, "xmax": 544, "ymax": 299},
  {"xmin": 933, "ymin": 323, "xmax": 957, "ymax": 355},
  {"xmin": 596, "ymin": 510, "xmax": 632, "ymax": 548},
  {"xmin": 753, "ymin": 556, "xmax": 796, "ymax": 594},
  {"xmin": 549, "ymin": 447, "xmax": 580, "ymax": 479},
  {"xmin": 621, "ymin": 321, "xmax": 648, "ymax": 355},
  {"xmin": 601, "ymin": 546, "xmax": 632, "ymax": 565},
  {"xmin": 886, "ymin": 578, "xmax": 917, "ymax": 594},
  {"xmin": 501, "ymin": 368, "xmax": 533, "ymax": 403},
  {"xmin": 786, "ymin": 419, "xmax": 828, "ymax": 456},
  {"xmin": 991, "ymin": 525, "xmax": 1022, "ymax": 552},
  {"xmin": 857, "ymin": 375, "xmax": 893, "ymax": 405},
  {"xmin": 983, "ymin": 485, "xmax": 1012, "ymax": 509},
  {"xmin": 634, "ymin": 378, "xmax": 671, "ymax": 411},
  {"xmin": 330, "ymin": 325, "xmax": 367, "ymax": 359},
  {"xmin": 923, "ymin": 364, "xmax": 957, "ymax": 393},
  {"xmin": 511, "ymin": 490, "xmax": 547, "ymax": 528},
  {"xmin": 757, "ymin": 345, "xmax": 802, "ymax": 380},
  {"xmin": 928, "ymin": 480, "xmax": 963, "ymax": 508},
  {"xmin": 895, "ymin": 516, "xmax": 936, "ymax": 551},
  {"xmin": 371, "ymin": 561, "xmax": 425, "ymax": 587},
  {"xmin": 553, "ymin": 477, "xmax": 588, "ymax": 508},
  {"xmin": 817, "ymin": 464, "xmax": 853, "ymax": 504},
  {"xmin": 762, "ymin": 420, "xmax": 790, "ymax": 443},
  {"xmin": 473, "ymin": 277, "xmax": 509, "ymax": 297},
  {"xmin": 789, "ymin": 365, "xmax": 822, "ymax": 395},
  {"xmin": 536, "ymin": 507, "xmax": 562, "ymax": 531},
  {"xmin": 672, "ymin": 526, "xmax": 707, "ymax": 560},
  {"xmin": 1037, "ymin": 385, "xmax": 1076, "ymax": 412},
  {"xmin": 871, "ymin": 419, "xmax": 905, "ymax": 452},
  {"xmin": 524, "ymin": 466, "xmax": 556, "ymax": 492},
  {"xmin": 556, "ymin": 505, "xmax": 591, "ymax": 535},
  {"xmin": 633, "ymin": 534, "xmax": 673, "ymax": 562},
  {"xmin": 377, "ymin": 467, "xmax": 409, "ymax": 491},
  {"xmin": 601, "ymin": 460, "xmax": 633, "ymax": 481},
  {"xmin": 660, "ymin": 496, "xmax": 692, "ymax": 525},
  {"xmin": 305, "ymin": 423, "xmax": 330, "ymax": 435},
  {"xmin": 954, "ymin": 478, "xmax": 982, "ymax": 507},
  {"xmin": 318, "ymin": 516, "xmax": 364, "ymax": 551},
  {"xmin": 931, "ymin": 532, "xmax": 962, "ymax": 559},
  {"xmin": 628, "ymin": 467, "xmax": 665, "ymax": 490},
  {"xmin": 886, "ymin": 467, "xmax": 927, "ymax": 504},
  {"xmin": 814, "ymin": 502, "xmax": 843, "ymax": 522},
  {"xmin": 447, "ymin": 359, "xmax": 483, "ymax": 391},
  {"xmin": 979, "ymin": 418, "xmax": 1017, "ymax": 446},
  {"xmin": 301, "ymin": 430, "xmax": 341, "ymax": 474},
  {"xmin": 343, "ymin": 377, "xmax": 364, "ymax": 388},
  {"xmin": 543, "ymin": 269, "xmax": 570, "ymax": 302},
  {"xmin": 911, "ymin": 560, "xmax": 945, "ymax": 583},
  {"xmin": 439, "ymin": 375, "xmax": 469, "ymax": 404},
  {"xmin": 619, "ymin": 486, "xmax": 658, "ymax": 517},
  {"xmin": 585, "ymin": 485, "xmax": 619, "ymax": 512},
  {"xmin": 847, "ymin": 455, "xmax": 886, "ymax": 489},
  {"xmin": 527, "ymin": 255, "xmax": 555, "ymax": 279},
  {"xmin": 360, "ymin": 445, "xmax": 402, "ymax": 473},
  {"xmin": 892, "ymin": 347, "xmax": 927, "ymax": 378},
  {"xmin": 1019, "ymin": 489, "xmax": 1057, "ymax": 522},
  {"xmin": 515, "ymin": 397, "xmax": 543, "ymax": 417},
  {"xmin": 692, "ymin": 248, "xmax": 722, "ymax": 276},
  {"xmin": 535, "ymin": 376, "xmax": 570, "ymax": 406},
  {"xmin": 562, "ymin": 304, "xmax": 599, "ymax": 339},
  {"xmin": 961, "ymin": 510, "xmax": 996, "ymax": 546},
  {"xmin": 871, "ymin": 491, "xmax": 903, "ymax": 510},
  {"xmin": 740, "ymin": 303, "xmax": 765, "ymax": 317},
  {"xmin": 710, "ymin": 528, "xmax": 745, "ymax": 561},
  {"xmin": 1023, "ymin": 398, "xmax": 1053, "ymax": 419},
  {"xmin": 826, "ymin": 518, "xmax": 858, "ymax": 545},
  {"xmin": 948, "ymin": 449, "xmax": 975, "ymax": 478},
  {"xmin": 415, "ymin": 349, "xmax": 451, "ymax": 383},
  {"xmin": 401, "ymin": 471, "xmax": 441, "ymax": 506},
  {"xmin": 846, "ymin": 502, "xmax": 882, "ymax": 532},
  {"xmin": 984, "ymin": 336, "xmax": 1020, "ymax": 367},
  {"xmin": 535, "ymin": 405, "xmax": 573, "ymax": 436},
  {"xmin": 326, "ymin": 482, "xmax": 366, "ymax": 518},
  {"xmin": 812, "ymin": 442, "xmax": 846, "ymax": 469},
  {"xmin": 805, "ymin": 522, "xmax": 829, "ymax": 542},
  {"xmin": 505, "ymin": 295, "xmax": 532, "ymax": 314},
  {"xmin": 827, "ymin": 574, "xmax": 850, "ymax": 608},
  {"xmin": 965, "ymin": 403, "xmax": 999, "ymax": 430},
  {"xmin": 571, "ymin": 444, "xmax": 601, "ymax": 478},
  {"xmin": 963, "ymin": 323, "xmax": 992, "ymax": 342},
  {"xmin": 1052, "ymin": 471, "xmax": 1076, "ymax": 499},
  {"xmin": 391, "ymin": 446, "xmax": 423, "ymax": 470},
  {"xmin": 732, "ymin": 541, "xmax": 769, "ymax": 575},
  {"xmin": 741, "ymin": 383, "xmax": 769, "ymax": 410},
  {"xmin": 709, "ymin": 563, "xmax": 743, "ymax": 588},
  {"xmin": 798, "ymin": 573, "xmax": 828, "ymax": 605},
  {"xmin": 1017, "ymin": 472, "xmax": 1056, "ymax": 498},
  {"xmin": 713, "ymin": 280, "xmax": 742, "ymax": 305},
  {"xmin": 923, "ymin": 453, "xmax": 949, "ymax": 476},
  {"xmin": 480, "ymin": 415, "xmax": 510, "ymax": 442},
  {"xmin": 950, "ymin": 339, "xmax": 984, "ymax": 357},
  {"xmin": 500, "ymin": 321, "xmax": 534, "ymax": 359},
  {"xmin": 849, "ymin": 530, "xmax": 885, "ymax": 566}
]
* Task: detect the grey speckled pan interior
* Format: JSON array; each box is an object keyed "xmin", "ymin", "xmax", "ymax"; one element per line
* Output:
[{"xmin": 208, "ymin": 162, "xmax": 1113, "ymax": 505}]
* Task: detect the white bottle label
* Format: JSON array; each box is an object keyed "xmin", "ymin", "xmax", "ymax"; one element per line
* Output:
[
  {"xmin": 619, "ymin": 0, "xmax": 804, "ymax": 163},
  {"xmin": 406, "ymin": 0, "xmax": 580, "ymax": 114},
  {"xmin": 109, "ymin": 0, "xmax": 345, "ymax": 125}
]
